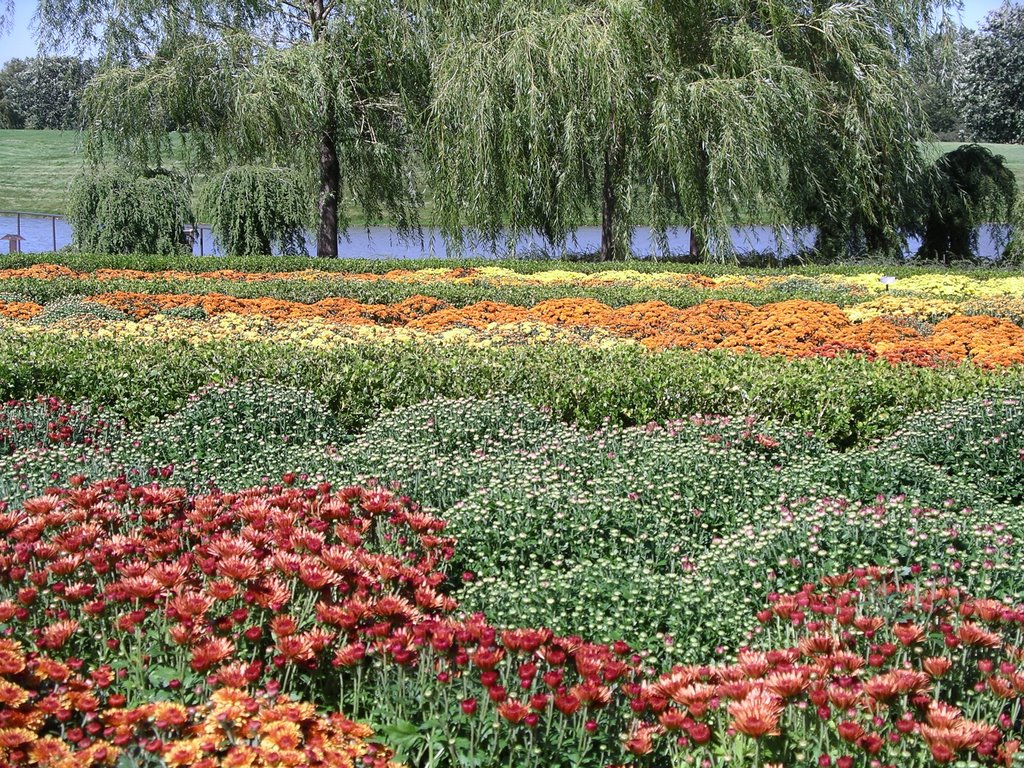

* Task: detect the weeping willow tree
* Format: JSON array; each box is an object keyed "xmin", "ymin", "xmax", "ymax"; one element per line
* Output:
[
  {"xmin": 1007, "ymin": 195, "xmax": 1024, "ymax": 264},
  {"xmin": 34, "ymin": 0, "xmax": 426, "ymax": 257},
  {"xmin": 67, "ymin": 167, "xmax": 193, "ymax": 255},
  {"xmin": 424, "ymin": 2, "xmax": 660, "ymax": 260},
  {"xmin": 912, "ymin": 144, "xmax": 1017, "ymax": 262},
  {"xmin": 782, "ymin": 2, "xmax": 954, "ymax": 261},
  {"xmin": 199, "ymin": 166, "xmax": 312, "ymax": 256},
  {"xmin": 425, "ymin": 0, "xmax": 944, "ymax": 261}
]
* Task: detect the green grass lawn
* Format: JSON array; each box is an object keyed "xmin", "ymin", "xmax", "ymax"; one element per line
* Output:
[
  {"xmin": 0, "ymin": 129, "xmax": 83, "ymax": 215},
  {"xmin": 0, "ymin": 129, "xmax": 396, "ymax": 224},
  {"xmin": 1, "ymin": 129, "xmax": 1022, "ymax": 219}
]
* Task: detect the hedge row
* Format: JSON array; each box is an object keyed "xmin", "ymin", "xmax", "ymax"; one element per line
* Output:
[
  {"xmin": 1, "ymin": 332, "xmax": 1020, "ymax": 444},
  {"xmin": 5, "ymin": 251, "xmax": 1024, "ymax": 278}
]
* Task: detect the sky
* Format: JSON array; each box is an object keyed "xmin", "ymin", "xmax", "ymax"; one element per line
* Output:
[{"xmin": 0, "ymin": 0, "xmax": 1015, "ymax": 64}]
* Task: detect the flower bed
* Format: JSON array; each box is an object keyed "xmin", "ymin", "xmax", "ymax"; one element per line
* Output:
[
  {"xmin": 1, "ymin": 258, "xmax": 1022, "ymax": 766},
  {"xmin": 4, "ymin": 262, "xmax": 1024, "ymax": 298},
  {"xmin": 0, "ymin": 479, "xmax": 1020, "ymax": 767},
  {"xmin": 3, "ymin": 293, "xmax": 1024, "ymax": 365},
  {"xmin": 2, "ymin": 385, "xmax": 1023, "ymax": 659}
]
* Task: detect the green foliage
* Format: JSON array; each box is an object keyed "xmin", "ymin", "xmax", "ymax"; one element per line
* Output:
[
  {"xmin": 0, "ymin": 381, "xmax": 345, "ymax": 497},
  {"xmin": 57, "ymin": 0, "xmax": 426, "ymax": 257},
  {"xmin": 34, "ymin": 297, "xmax": 128, "ymax": 324},
  {"xmin": 881, "ymin": 392, "xmax": 1024, "ymax": 503},
  {"xmin": 0, "ymin": 331, "xmax": 1019, "ymax": 445},
  {"xmin": 198, "ymin": 166, "xmax": 312, "ymax": 256},
  {"xmin": 6, "ymin": 251, "xmax": 1024, "ymax": 279},
  {"xmin": 1007, "ymin": 193, "xmax": 1024, "ymax": 263},
  {"xmin": 0, "ymin": 58, "xmax": 29, "ymax": 129},
  {"xmin": 119, "ymin": 382, "xmax": 344, "ymax": 474},
  {"xmin": 956, "ymin": 2, "xmax": 1024, "ymax": 144},
  {"xmin": 425, "ymin": 0, "xmax": 936, "ymax": 262},
  {"xmin": 66, "ymin": 166, "xmax": 194, "ymax": 256},
  {"xmin": 796, "ymin": 15, "xmax": 936, "ymax": 262},
  {"xmin": 905, "ymin": 29, "xmax": 967, "ymax": 140},
  {"xmin": 913, "ymin": 144, "xmax": 1017, "ymax": 261},
  {"xmin": 0, "ymin": 57, "xmax": 96, "ymax": 130}
]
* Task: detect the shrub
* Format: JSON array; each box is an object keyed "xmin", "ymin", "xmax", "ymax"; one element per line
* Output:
[
  {"xmin": 0, "ymin": 334, "xmax": 1020, "ymax": 443},
  {"xmin": 198, "ymin": 165, "xmax": 312, "ymax": 256},
  {"xmin": 67, "ymin": 166, "xmax": 194, "ymax": 256},
  {"xmin": 34, "ymin": 297, "xmax": 128, "ymax": 324},
  {"xmin": 913, "ymin": 145, "xmax": 1017, "ymax": 262}
]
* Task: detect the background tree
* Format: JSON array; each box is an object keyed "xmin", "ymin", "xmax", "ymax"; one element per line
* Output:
[
  {"xmin": 424, "ymin": 2, "xmax": 658, "ymax": 261},
  {"xmin": 198, "ymin": 166, "xmax": 312, "ymax": 256},
  {"xmin": 911, "ymin": 144, "xmax": 1017, "ymax": 262},
  {"xmin": 0, "ymin": 57, "xmax": 96, "ymax": 130},
  {"xmin": 67, "ymin": 167, "xmax": 193, "ymax": 255},
  {"xmin": 906, "ymin": 29, "xmax": 966, "ymax": 140},
  {"xmin": 425, "ymin": 0, "xmax": 945, "ymax": 262},
  {"xmin": 956, "ymin": 2, "xmax": 1024, "ymax": 144},
  {"xmin": 0, "ymin": 58, "xmax": 30, "ymax": 128},
  {"xmin": 424, "ymin": 0, "xmax": 817, "ymax": 261},
  {"xmin": 791, "ymin": 15, "xmax": 936, "ymax": 262},
  {"xmin": 36, "ymin": 0, "xmax": 426, "ymax": 257},
  {"xmin": 1006, "ymin": 195, "xmax": 1024, "ymax": 263}
]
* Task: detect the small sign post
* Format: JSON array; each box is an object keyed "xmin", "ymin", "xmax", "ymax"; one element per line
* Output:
[{"xmin": 1, "ymin": 234, "xmax": 25, "ymax": 254}]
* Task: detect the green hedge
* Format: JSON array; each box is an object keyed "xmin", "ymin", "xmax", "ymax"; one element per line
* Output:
[
  {"xmin": 4, "ymin": 251, "xmax": 1024, "ymax": 278},
  {"xmin": 0, "ymin": 331, "xmax": 1020, "ymax": 444},
  {"xmin": 0, "ymin": 274, "xmax": 860, "ymax": 309}
]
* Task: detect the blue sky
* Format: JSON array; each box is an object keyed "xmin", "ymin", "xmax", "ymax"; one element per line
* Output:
[{"xmin": 0, "ymin": 0, "xmax": 1014, "ymax": 64}]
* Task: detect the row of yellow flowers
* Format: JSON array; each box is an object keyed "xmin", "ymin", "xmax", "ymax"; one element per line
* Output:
[
  {"xmin": 2, "ymin": 295, "xmax": 1023, "ymax": 365},
  {"xmin": 4, "ymin": 263, "xmax": 1024, "ymax": 297},
  {"xmin": 0, "ymin": 313, "xmax": 627, "ymax": 351}
]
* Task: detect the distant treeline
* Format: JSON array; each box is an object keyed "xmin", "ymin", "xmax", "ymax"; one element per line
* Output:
[{"xmin": 0, "ymin": 57, "xmax": 95, "ymax": 130}]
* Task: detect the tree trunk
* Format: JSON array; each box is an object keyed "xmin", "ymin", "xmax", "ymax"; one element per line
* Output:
[
  {"xmin": 600, "ymin": 115, "xmax": 628, "ymax": 261},
  {"xmin": 688, "ymin": 228, "xmax": 704, "ymax": 262},
  {"xmin": 687, "ymin": 146, "xmax": 711, "ymax": 262},
  {"xmin": 317, "ymin": 128, "xmax": 340, "ymax": 258},
  {"xmin": 310, "ymin": 0, "xmax": 338, "ymax": 258},
  {"xmin": 600, "ymin": 147, "xmax": 616, "ymax": 262}
]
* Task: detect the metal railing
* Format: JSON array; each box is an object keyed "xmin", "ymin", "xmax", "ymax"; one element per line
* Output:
[
  {"xmin": 0, "ymin": 211, "xmax": 63, "ymax": 253},
  {"xmin": 0, "ymin": 211, "xmax": 214, "ymax": 256}
]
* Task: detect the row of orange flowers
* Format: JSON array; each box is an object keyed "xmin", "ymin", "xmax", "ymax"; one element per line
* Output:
[
  {"xmin": 2, "ymin": 292, "xmax": 1023, "ymax": 366},
  {"xmin": 0, "ymin": 647, "xmax": 398, "ymax": 768}
]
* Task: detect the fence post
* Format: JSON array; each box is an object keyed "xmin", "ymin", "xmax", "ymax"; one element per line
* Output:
[{"xmin": 52, "ymin": 216, "xmax": 57, "ymax": 252}]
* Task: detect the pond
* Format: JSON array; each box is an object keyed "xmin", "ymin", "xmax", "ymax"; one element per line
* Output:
[{"xmin": 0, "ymin": 212, "xmax": 1013, "ymax": 260}]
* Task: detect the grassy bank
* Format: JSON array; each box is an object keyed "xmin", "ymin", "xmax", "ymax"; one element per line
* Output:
[
  {"xmin": 0, "ymin": 129, "xmax": 82, "ymax": 214},
  {"xmin": 2, "ymin": 130, "xmax": 1023, "ymax": 220}
]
